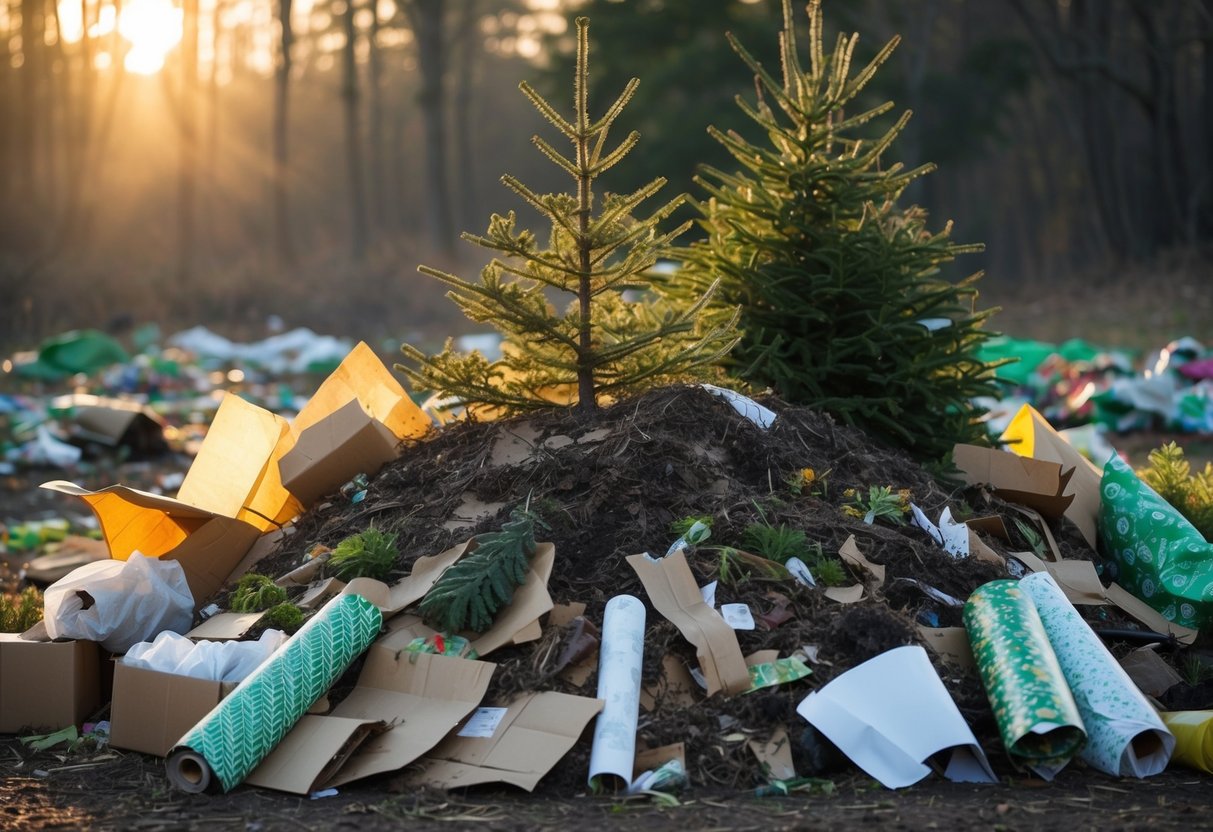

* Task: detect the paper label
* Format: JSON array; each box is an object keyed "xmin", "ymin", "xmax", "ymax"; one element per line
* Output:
[
  {"xmin": 721, "ymin": 603, "xmax": 755, "ymax": 630},
  {"xmin": 699, "ymin": 580, "xmax": 718, "ymax": 608},
  {"xmin": 457, "ymin": 707, "xmax": 508, "ymax": 738}
]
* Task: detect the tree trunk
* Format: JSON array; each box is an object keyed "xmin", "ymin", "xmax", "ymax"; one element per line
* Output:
[
  {"xmin": 407, "ymin": 0, "xmax": 455, "ymax": 257},
  {"xmin": 367, "ymin": 0, "xmax": 387, "ymax": 231},
  {"xmin": 451, "ymin": 0, "xmax": 479, "ymax": 232},
  {"xmin": 273, "ymin": 0, "xmax": 295, "ymax": 265},
  {"xmin": 342, "ymin": 0, "xmax": 368, "ymax": 260},
  {"xmin": 178, "ymin": 0, "xmax": 200, "ymax": 282}
]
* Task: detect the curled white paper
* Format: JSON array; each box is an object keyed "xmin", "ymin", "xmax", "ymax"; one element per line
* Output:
[{"xmin": 588, "ymin": 595, "xmax": 646, "ymax": 791}]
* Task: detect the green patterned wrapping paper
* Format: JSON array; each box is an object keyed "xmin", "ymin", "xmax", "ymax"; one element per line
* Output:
[
  {"xmin": 166, "ymin": 593, "xmax": 382, "ymax": 792},
  {"xmin": 963, "ymin": 579, "xmax": 1085, "ymax": 773},
  {"xmin": 1019, "ymin": 572, "xmax": 1173, "ymax": 777},
  {"xmin": 1099, "ymin": 454, "xmax": 1213, "ymax": 630}
]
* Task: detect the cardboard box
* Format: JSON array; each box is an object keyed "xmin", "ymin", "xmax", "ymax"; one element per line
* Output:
[
  {"xmin": 0, "ymin": 635, "xmax": 100, "ymax": 733},
  {"xmin": 277, "ymin": 341, "xmax": 430, "ymax": 508},
  {"xmin": 109, "ymin": 661, "xmax": 236, "ymax": 756}
]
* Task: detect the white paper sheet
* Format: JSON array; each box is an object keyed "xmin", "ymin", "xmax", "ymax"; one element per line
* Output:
[
  {"xmin": 699, "ymin": 384, "xmax": 776, "ymax": 429},
  {"xmin": 797, "ymin": 645, "xmax": 996, "ymax": 789},
  {"xmin": 785, "ymin": 557, "xmax": 815, "ymax": 587},
  {"xmin": 1019, "ymin": 573, "xmax": 1175, "ymax": 777},
  {"xmin": 457, "ymin": 707, "xmax": 508, "ymax": 738},
  {"xmin": 588, "ymin": 595, "xmax": 647, "ymax": 791},
  {"xmin": 721, "ymin": 603, "xmax": 755, "ymax": 630},
  {"xmin": 910, "ymin": 503, "xmax": 944, "ymax": 546}
]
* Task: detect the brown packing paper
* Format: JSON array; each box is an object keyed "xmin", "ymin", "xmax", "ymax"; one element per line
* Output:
[
  {"xmin": 1043, "ymin": 560, "xmax": 1107, "ymax": 606},
  {"xmin": 838, "ymin": 535, "xmax": 885, "ymax": 584},
  {"xmin": 1104, "ymin": 583, "xmax": 1199, "ymax": 645},
  {"xmin": 382, "ymin": 540, "xmax": 475, "ymax": 615},
  {"xmin": 627, "ymin": 551, "xmax": 751, "ymax": 696},
  {"xmin": 824, "ymin": 584, "xmax": 865, "ymax": 604},
  {"xmin": 548, "ymin": 602, "xmax": 588, "ymax": 628},
  {"xmin": 400, "ymin": 691, "xmax": 604, "ymax": 791},
  {"xmin": 748, "ymin": 726, "xmax": 796, "ymax": 781},
  {"xmin": 470, "ymin": 543, "xmax": 555, "ymax": 657},
  {"xmin": 952, "ymin": 443, "xmax": 1076, "ymax": 521},
  {"xmin": 1118, "ymin": 647, "xmax": 1184, "ymax": 698},
  {"xmin": 296, "ymin": 577, "xmax": 347, "ymax": 610},
  {"xmin": 917, "ymin": 626, "xmax": 975, "ymax": 671},
  {"xmin": 999, "ymin": 405, "xmax": 1105, "ymax": 549}
]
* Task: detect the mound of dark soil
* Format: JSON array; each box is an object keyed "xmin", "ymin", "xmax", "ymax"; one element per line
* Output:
[{"xmin": 239, "ymin": 385, "xmax": 1111, "ymax": 791}]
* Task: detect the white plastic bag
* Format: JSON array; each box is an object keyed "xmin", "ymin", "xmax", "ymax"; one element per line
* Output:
[{"xmin": 43, "ymin": 553, "xmax": 194, "ymax": 652}]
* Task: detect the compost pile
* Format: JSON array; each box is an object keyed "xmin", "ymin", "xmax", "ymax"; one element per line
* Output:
[{"xmin": 246, "ymin": 384, "xmax": 1096, "ymax": 792}]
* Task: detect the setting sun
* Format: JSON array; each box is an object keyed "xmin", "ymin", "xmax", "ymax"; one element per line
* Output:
[{"xmin": 118, "ymin": 0, "xmax": 183, "ymax": 74}]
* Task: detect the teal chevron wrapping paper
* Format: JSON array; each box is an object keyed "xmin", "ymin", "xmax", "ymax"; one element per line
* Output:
[
  {"xmin": 166, "ymin": 593, "xmax": 382, "ymax": 792},
  {"xmin": 1019, "ymin": 572, "xmax": 1174, "ymax": 777},
  {"xmin": 963, "ymin": 579, "xmax": 1085, "ymax": 776}
]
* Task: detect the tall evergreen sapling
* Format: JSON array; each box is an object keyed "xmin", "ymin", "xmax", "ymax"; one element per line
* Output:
[
  {"xmin": 399, "ymin": 17, "xmax": 737, "ymax": 415},
  {"xmin": 670, "ymin": 0, "xmax": 1001, "ymax": 462}
]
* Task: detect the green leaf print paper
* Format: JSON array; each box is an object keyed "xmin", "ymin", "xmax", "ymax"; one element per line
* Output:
[
  {"xmin": 963, "ymin": 579, "xmax": 1085, "ymax": 776},
  {"xmin": 1098, "ymin": 454, "xmax": 1213, "ymax": 630},
  {"xmin": 166, "ymin": 593, "xmax": 383, "ymax": 792},
  {"xmin": 1019, "ymin": 572, "xmax": 1174, "ymax": 777}
]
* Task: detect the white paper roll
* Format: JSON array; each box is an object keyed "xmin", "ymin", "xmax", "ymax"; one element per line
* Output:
[
  {"xmin": 1020, "ymin": 572, "xmax": 1175, "ymax": 777},
  {"xmin": 587, "ymin": 594, "xmax": 646, "ymax": 791}
]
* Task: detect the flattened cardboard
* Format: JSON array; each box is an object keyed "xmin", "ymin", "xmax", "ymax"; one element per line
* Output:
[
  {"xmin": 1043, "ymin": 560, "xmax": 1107, "ymax": 606},
  {"xmin": 640, "ymin": 654, "xmax": 698, "ymax": 711},
  {"xmin": 548, "ymin": 602, "xmax": 587, "ymax": 628},
  {"xmin": 323, "ymin": 648, "xmax": 496, "ymax": 786},
  {"xmin": 402, "ymin": 691, "xmax": 604, "ymax": 791},
  {"xmin": 627, "ymin": 551, "xmax": 751, "ymax": 696},
  {"xmin": 470, "ymin": 543, "xmax": 555, "ymax": 657},
  {"xmin": 952, "ymin": 443, "xmax": 1075, "ymax": 521},
  {"xmin": 109, "ymin": 662, "xmax": 236, "ymax": 756},
  {"xmin": 0, "ymin": 636, "xmax": 100, "ymax": 733},
  {"xmin": 186, "ymin": 611, "xmax": 264, "ymax": 640},
  {"xmin": 999, "ymin": 405, "xmax": 1104, "ymax": 548},
  {"xmin": 382, "ymin": 540, "xmax": 474, "ymax": 615},
  {"xmin": 296, "ymin": 577, "xmax": 347, "ymax": 610},
  {"xmin": 838, "ymin": 535, "xmax": 885, "ymax": 584},
  {"xmin": 245, "ymin": 715, "xmax": 384, "ymax": 794},
  {"xmin": 635, "ymin": 742, "xmax": 686, "ymax": 778}
]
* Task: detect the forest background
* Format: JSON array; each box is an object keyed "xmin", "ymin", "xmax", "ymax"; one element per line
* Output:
[{"xmin": 1, "ymin": 0, "xmax": 1210, "ymax": 354}]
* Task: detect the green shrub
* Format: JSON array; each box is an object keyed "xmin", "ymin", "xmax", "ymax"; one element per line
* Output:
[
  {"xmin": 0, "ymin": 586, "xmax": 43, "ymax": 633},
  {"xmin": 262, "ymin": 603, "xmax": 304, "ymax": 634},
  {"xmin": 328, "ymin": 528, "xmax": 399, "ymax": 582},
  {"xmin": 230, "ymin": 573, "xmax": 287, "ymax": 613},
  {"xmin": 1139, "ymin": 442, "xmax": 1213, "ymax": 539},
  {"xmin": 669, "ymin": 0, "xmax": 1001, "ymax": 463}
]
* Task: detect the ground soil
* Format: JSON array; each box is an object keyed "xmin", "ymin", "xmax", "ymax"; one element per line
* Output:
[{"xmin": 2, "ymin": 385, "xmax": 1211, "ymax": 830}]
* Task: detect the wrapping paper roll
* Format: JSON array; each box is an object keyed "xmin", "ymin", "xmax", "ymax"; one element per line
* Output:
[
  {"xmin": 166, "ymin": 593, "xmax": 382, "ymax": 792},
  {"xmin": 1020, "ymin": 572, "xmax": 1174, "ymax": 777},
  {"xmin": 964, "ymin": 579, "xmax": 1085, "ymax": 775},
  {"xmin": 587, "ymin": 594, "xmax": 646, "ymax": 791},
  {"xmin": 1161, "ymin": 711, "xmax": 1213, "ymax": 774}
]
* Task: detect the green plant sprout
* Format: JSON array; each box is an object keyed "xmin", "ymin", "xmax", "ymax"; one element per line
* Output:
[
  {"xmin": 842, "ymin": 485, "xmax": 910, "ymax": 526},
  {"xmin": 328, "ymin": 527, "xmax": 400, "ymax": 582},
  {"xmin": 230, "ymin": 573, "xmax": 287, "ymax": 613}
]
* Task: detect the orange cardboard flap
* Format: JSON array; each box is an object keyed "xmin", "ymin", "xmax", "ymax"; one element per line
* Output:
[
  {"xmin": 999, "ymin": 405, "xmax": 1104, "ymax": 548},
  {"xmin": 401, "ymin": 691, "xmax": 604, "ymax": 791},
  {"xmin": 627, "ymin": 551, "xmax": 751, "ymax": 696}
]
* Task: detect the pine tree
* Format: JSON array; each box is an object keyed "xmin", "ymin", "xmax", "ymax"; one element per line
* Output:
[
  {"xmin": 669, "ymin": 0, "xmax": 1001, "ymax": 463},
  {"xmin": 398, "ymin": 17, "xmax": 738, "ymax": 416}
]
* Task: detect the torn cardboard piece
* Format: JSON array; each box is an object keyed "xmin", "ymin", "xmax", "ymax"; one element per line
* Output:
[
  {"xmin": 1119, "ymin": 647, "xmax": 1184, "ymax": 698},
  {"xmin": 186, "ymin": 612, "xmax": 264, "ymax": 641},
  {"xmin": 917, "ymin": 626, "xmax": 975, "ymax": 671},
  {"xmin": 382, "ymin": 540, "xmax": 474, "ymax": 615},
  {"xmin": 400, "ymin": 692, "xmax": 604, "ymax": 791},
  {"xmin": 838, "ymin": 535, "xmax": 885, "ymax": 584},
  {"xmin": 824, "ymin": 584, "xmax": 865, "ymax": 604},
  {"xmin": 470, "ymin": 543, "xmax": 555, "ymax": 657},
  {"xmin": 999, "ymin": 405, "xmax": 1104, "ymax": 548},
  {"xmin": 748, "ymin": 726, "xmax": 796, "ymax": 782},
  {"xmin": 1104, "ymin": 583, "xmax": 1199, "ymax": 645},
  {"xmin": 953, "ymin": 443, "xmax": 1076, "ymax": 521},
  {"xmin": 627, "ymin": 551, "xmax": 751, "ymax": 696},
  {"xmin": 245, "ymin": 715, "xmax": 386, "ymax": 794},
  {"xmin": 640, "ymin": 654, "xmax": 699, "ymax": 711}
]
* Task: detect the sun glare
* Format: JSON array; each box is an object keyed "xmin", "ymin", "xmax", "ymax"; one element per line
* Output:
[{"xmin": 118, "ymin": 0, "xmax": 183, "ymax": 74}]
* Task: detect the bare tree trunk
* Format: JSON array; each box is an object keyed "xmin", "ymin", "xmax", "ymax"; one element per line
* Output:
[
  {"xmin": 273, "ymin": 0, "xmax": 295, "ymax": 265},
  {"xmin": 451, "ymin": 0, "xmax": 479, "ymax": 233},
  {"xmin": 367, "ymin": 0, "xmax": 387, "ymax": 232},
  {"xmin": 405, "ymin": 0, "xmax": 455, "ymax": 257},
  {"xmin": 17, "ymin": 0, "xmax": 44, "ymax": 246},
  {"xmin": 178, "ymin": 0, "xmax": 200, "ymax": 282},
  {"xmin": 342, "ymin": 0, "xmax": 368, "ymax": 260}
]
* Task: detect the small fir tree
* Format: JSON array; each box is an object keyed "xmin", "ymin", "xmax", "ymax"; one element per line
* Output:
[
  {"xmin": 669, "ymin": 0, "xmax": 1001, "ymax": 462},
  {"xmin": 398, "ymin": 17, "xmax": 737, "ymax": 416}
]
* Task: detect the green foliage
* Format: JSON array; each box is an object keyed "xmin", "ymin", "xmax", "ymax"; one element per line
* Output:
[
  {"xmin": 1139, "ymin": 442, "xmax": 1213, "ymax": 539},
  {"xmin": 668, "ymin": 0, "xmax": 1001, "ymax": 463},
  {"xmin": 716, "ymin": 547, "xmax": 788, "ymax": 586},
  {"xmin": 328, "ymin": 528, "xmax": 399, "ymax": 582},
  {"xmin": 742, "ymin": 521, "xmax": 812, "ymax": 564},
  {"xmin": 420, "ymin": 511, "xmax": 543, "ymax": 634},
  {"xmin": 230, "ymin": 574, "xmax": 287, "ymax": 613},
  {"xmin": 262, "ymin": 603, "xmax": 304, "ymax": 634},
  {"xmin": 670, "ymin": 515, "xmax": 714, "ymax": 538},
  {"xmin": 842, "ymin": 486, "xmax": 910, "ymax": 526},
  {"xmin": 399, "ymin": 16, "xmax": 738, "ymax": 416},
  {"xmin": 0, "ymin": 586, "xmax": 43, "ymax": 633},
  {"xmin": 813, "ymin": 558, "xmax": 848, "ymax": 587}
]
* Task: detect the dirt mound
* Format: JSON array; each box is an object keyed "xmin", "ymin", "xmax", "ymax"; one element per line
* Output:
[{"xmin": 246, "ymin": 384, "xmax": 1094, "ymax": 790}]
